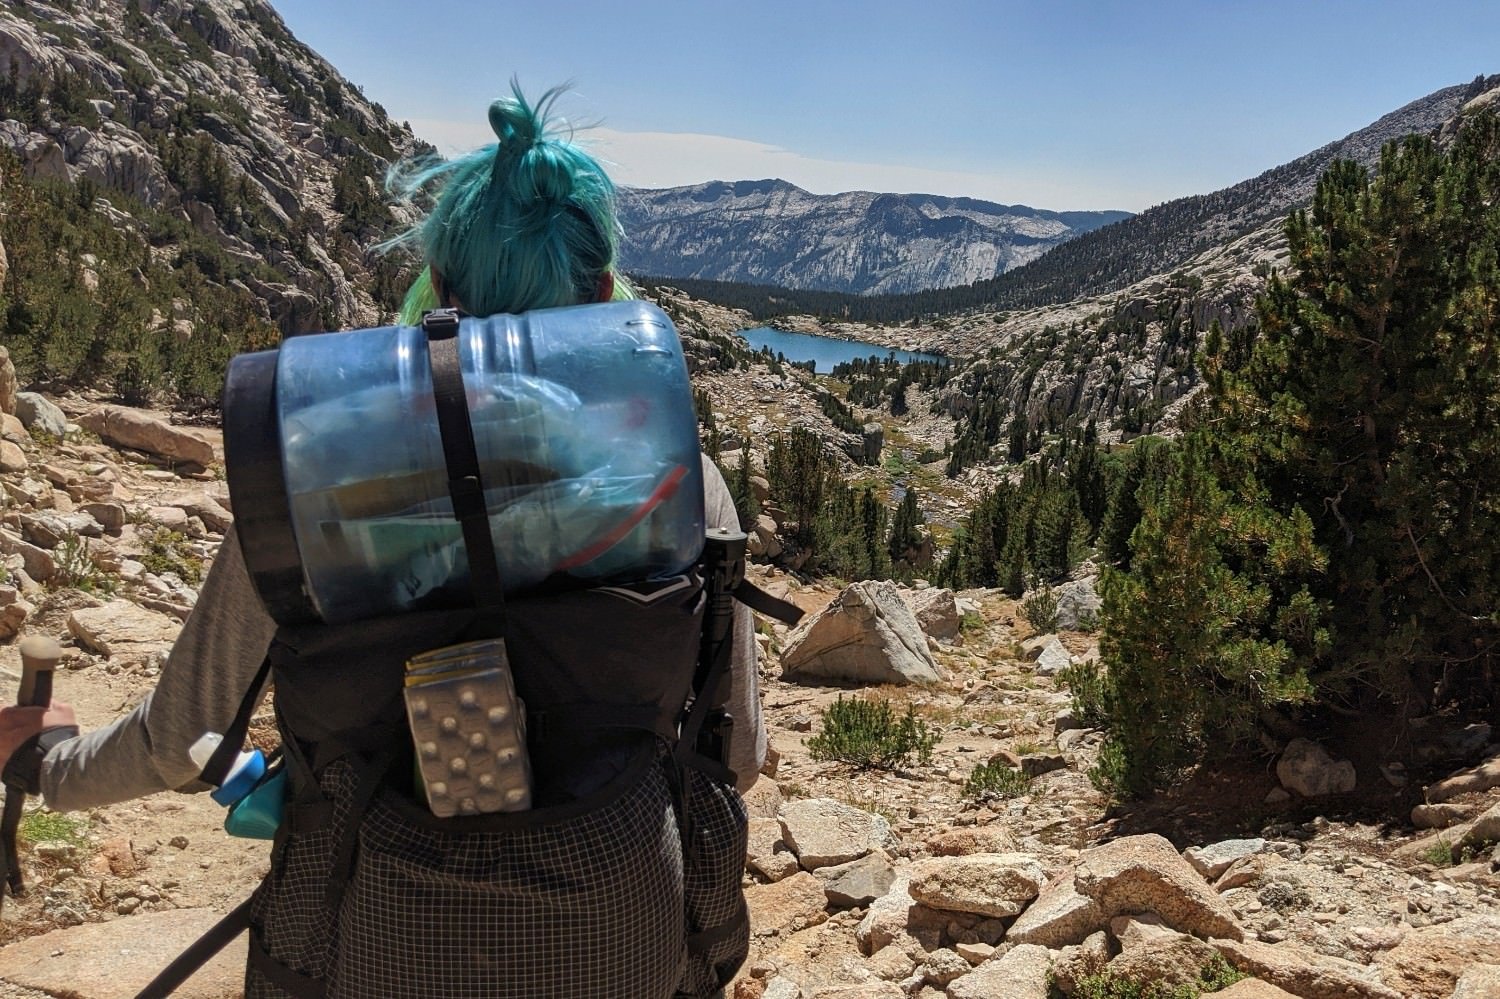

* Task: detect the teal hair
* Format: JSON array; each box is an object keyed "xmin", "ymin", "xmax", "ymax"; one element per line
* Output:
[{"xmin": 383, "ymin": 82, "xmax": 634, "ymax": 325}]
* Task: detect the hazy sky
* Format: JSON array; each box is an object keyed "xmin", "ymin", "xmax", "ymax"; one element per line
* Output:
[{"xmin": 268, "ymin": 0, "xmax": 1500, "ymax": 213}]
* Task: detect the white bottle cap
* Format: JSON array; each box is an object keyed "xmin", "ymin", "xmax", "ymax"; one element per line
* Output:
[{"xmin": 189, "ymin": 732, "xmax": 224, "ymax": 771}]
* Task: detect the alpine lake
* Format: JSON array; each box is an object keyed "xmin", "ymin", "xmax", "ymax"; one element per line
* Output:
[{"xmin": 737, "ymin": 327, "xmax": 946, "ymax": 374}]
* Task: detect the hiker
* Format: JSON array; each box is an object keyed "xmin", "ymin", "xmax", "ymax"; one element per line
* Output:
[{"xmin": 0, "ymin": 84, "xmax": 772, "ymax": 998}]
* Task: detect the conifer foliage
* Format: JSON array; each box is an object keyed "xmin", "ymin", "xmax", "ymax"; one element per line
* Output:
[{"xmin": 1089, "ymin": 114, "xmax": 1500, "ymax": 796}]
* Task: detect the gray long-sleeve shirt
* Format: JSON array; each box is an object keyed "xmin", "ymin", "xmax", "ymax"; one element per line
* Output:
[{"xmin": 41, "ymin": 456, "xmax": 764, "ymax": 810}]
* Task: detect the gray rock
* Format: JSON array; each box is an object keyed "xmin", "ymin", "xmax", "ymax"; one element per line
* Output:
[
  {"xmin": 946, "ymin": 943, "xmax": 1054, "ymax": 999},
  {"xmin": 1021, "ymin": 753, "xmax": 1068, "ymax": 778},
  {"xmin": 0, "ymin": 529, "xmax": 56, "ymax": 581},
  {"xmin": 918, "ymin": 948, "xmax": 969, "ymax": 988},
  {"xmin": 0, "ymin": 345, "xmax": 16, "ymax": 416},
  {"xmin": 817, "ymin": 852, "xmax": 896, "ymax": 907},
  {"xmin": 1183, "ymin": 838, "xmax": 1267, "ymax": 880},
  {"xmin": 67, "ymin": 600, "xmax": 181, "ymax": 659},
  {"xmin": 1277, "ymin": 738, "xmax": 1356, "ymax": 798},
  {"xmin": 77, "ymin": 406, "xmax": 215, "ymax": 467},
  {"xmin": 14, "ymin": 392, "xmax": 67, "ymax": 438},
  {"xmin": 1453, "ymin": 963, "xmax": 1500, "ymax": 999},
  {"xmin": 1074, "ymin": 834, "xmax": 1243, "ymax": 941},
  {"xmin": 0, "ymin": 907, "xmax": 245, "ymax": 998},
  {"xmin": 1007, "ymin": 873, "xmax": 1107, "ymax": 948},
  {"xmin": 907, "ymin": 853, "xmax": 1044, "ymax": 918},
  {"xmin": 19, "ymin": 511, "xmax": 103, "ymax": 549},
  {"xmin": 1033, "ymin": 636, "xmax": 1073, "ymax": 676},
  {"xmin": 1053, "ymin": 576, "xmax": 1101, "ymax": 630},
  {"xmin": 901, "ymin": 586, "xmax": 961, "ymax": 641},
  {"xmin": 1057, "ymin": 728, "xmax": 1094, "ymax": 752},
  {"xmin": 778, "ymin": 797, "xmax": 896, "ymax": 870},
  {"xmin": 780, "ymin": 580, "xmax": 942, "ymax": 686},
  {"xmin": 855, "ymin": 876, "xmax": 946, "ymax": 957}
]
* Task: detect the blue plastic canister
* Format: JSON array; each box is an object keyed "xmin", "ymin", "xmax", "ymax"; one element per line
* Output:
[{"xmin": 223, "ymin": 301, "xmax": 705, "ymax": 625}]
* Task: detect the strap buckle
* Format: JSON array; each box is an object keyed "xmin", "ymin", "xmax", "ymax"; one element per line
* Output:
[{"xmin": 421, "ymin": 308, "xmax": 462, "ymax": 340}]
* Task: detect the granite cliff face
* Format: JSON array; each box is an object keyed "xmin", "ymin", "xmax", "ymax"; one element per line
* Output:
[
  {"xmin": 0, "ymin": 0, "xmax": 422, "ymax": 335},
  {"xmin": 618, "ymin": 179, "xmax": 1129, "ymax": 296}
]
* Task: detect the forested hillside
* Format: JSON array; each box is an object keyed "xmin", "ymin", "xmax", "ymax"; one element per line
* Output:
[{"xmin": 0, "ymin": 0, "xmax": 424, "ymax": 404}]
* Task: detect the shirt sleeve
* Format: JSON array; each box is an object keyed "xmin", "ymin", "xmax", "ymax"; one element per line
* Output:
[
  {"xmin": 700, "ymin": 455, "xmax": 765, "ymax": 792},
  {"xmin": 41, "ymin": 525, "xmax": 277, "ymax": 812}
]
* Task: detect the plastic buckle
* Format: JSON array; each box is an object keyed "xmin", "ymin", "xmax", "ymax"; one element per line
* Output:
[{"xmin": 421, "ymin": 308, "xmax": 462, "ymax": 340}]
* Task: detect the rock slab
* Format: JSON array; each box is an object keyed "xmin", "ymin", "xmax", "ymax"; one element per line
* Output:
[
  {"xmin": 1074, "ymin": 833, "xmax": 1243, "ymax": 941},
  {"xmin": 780, "ymin": 580, "xmax": 942, "ymax": 685},
  {"xmin": 0, "ymin": 907, "xmax": 245, "ymax": 998},
  {"xmin": 778, "ymin": 797, "xmax": 896, "ymax": 870}
]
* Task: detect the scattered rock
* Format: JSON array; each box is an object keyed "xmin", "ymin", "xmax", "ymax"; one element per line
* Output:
[
  {"xmin": 907, "ymin": 853, "xmax": 1045, "ymax": 918},
  {"xmin": 778, "ymin": 798, "xmax": 896, "ymax": 870},
  {"xmin": 1052, "ymin": 576, "xmax": 1101, "ymax": 630},
  {"xmin": 1425, "ymin": 750, "xmax": 1500, "ymax": 804},
  {"xmin": 14, "ymin": 392, "xmax": 68, "ymax": 439},
  {"xmin": 1213, "ymin": 981, "xmax": 1301, "ymax": 999},
  {"xmin": 76, "ymin": 406, "xmax": 215, "ymax": 468},
  {"xmin": 1411, "ymin": 802, "xmax": 1471, "ymax": 829},
  {"xmin": 1007, "ymin": 873, "xmax": 1108, "ymax": 948},
  {"xmin": 816, "ymin": 852, "xmax": 896, "ymax": 908},
  {"xmin": 1213, "ymin": 936, "xmax": 1404, "ymax": 999},
  {"xmin": 67, "ymin": 600, "xmax": 181, "ymax": 658},
  {"xmin": 1108, "ymin": 914, "xmax": 1224, "ymax": 989},
  {"xmin": 1074, "ymin": 834, "xmax": 1244, "ymax": 941},
  {"xmin": 745, "ymin": 871, "xmax": 830, "ymax": 937},
  {"xmin": 925, "ymin": 827, "xmax": 1020, "ymax": 857},
  {"xmin": 901, "ymin": 587, "xmax": 961, "ymax": 641},
  {"xmin": 1185, "ymin": 839, "xmax": 1267, "ymax": 880},
  {"xmin": 946, "ymin": 942, "xmax": 1054, "ymax": 999},
  {"xmin": 1276, "ymin": 738, "xmax": 1357, "ymax": 798},
  {"xmin": 1032, "ymin": 636, "xmax": 1073, "ymax": 677},
  {"xmin": 1452, "ymin": 963, "xmax": 1500, "ymax": 999}
]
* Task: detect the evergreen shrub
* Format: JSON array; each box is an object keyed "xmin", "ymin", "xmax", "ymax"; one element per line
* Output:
[{"xmin": 807, "ymin": 696, "xmax": 936, "ymax": 770}]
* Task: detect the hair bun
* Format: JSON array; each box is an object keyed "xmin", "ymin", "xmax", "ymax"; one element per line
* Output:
[{"xmin": 488, "ymin": 95, "xmax": 538, "ymax": 153}]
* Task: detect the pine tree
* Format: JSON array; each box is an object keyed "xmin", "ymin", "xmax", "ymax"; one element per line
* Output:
[
  {"xmin": 1093, "ymin": 433, "xmax": 1325, "ymax": 796},
  {"xmin": 887, "ymin": 488, "xmax": 925, "ymax": 566},
  {"xmin": 1244, "ymin": 116, "xmax": 1500, "ymax": 713}
]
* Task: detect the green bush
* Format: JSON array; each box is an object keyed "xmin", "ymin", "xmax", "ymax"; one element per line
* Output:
[
  {"xmin": 1021, "ymin": 580, "xmax": 1059, "ymax": 634},
  {"xmin": 1070, "ymin": 954, "xmax": 1245, "ymax": 999},
  {"xmin": 1059, "ymin": 658, "xmax": 1109, "ymax": 730},
  {"xmin": 962, "ymin": 760, "xmax": 1032, "ymax": 803},
  {"xmin": 807, "ymin": 696, "xmax": 936, "ymax": 770}
]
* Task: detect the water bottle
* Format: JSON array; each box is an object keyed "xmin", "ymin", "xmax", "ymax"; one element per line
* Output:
[
  {"xmin": 189, "ymin": 733, "xmax": 281, "ymax": 839},
  {"xmin": 224, "ymin": 301, "xmax": 705, "ymax": 625}
]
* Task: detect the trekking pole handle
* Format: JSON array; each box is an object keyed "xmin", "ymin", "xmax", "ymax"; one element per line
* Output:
[{"xmin": 17, "ymin": 636, "xmax": 61, "ymax": 710}]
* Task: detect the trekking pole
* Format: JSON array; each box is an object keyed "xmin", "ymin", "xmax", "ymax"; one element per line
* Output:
[{"xmin": 0, "ymin": 635, "xmax": 63, "ymax": 909}]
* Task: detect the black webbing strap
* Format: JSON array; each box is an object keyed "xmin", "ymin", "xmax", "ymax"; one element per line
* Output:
[
  {"xmin": 198, "ymin": 657, "xmax": 272, "ymax": 788},
  {"xmin": 733, "ymin": 580, "xmax": 803, "ymax": 626},
  {"xmin": 324, "ymin": 747, "xmax": 400, "ymax": 914},
  {"xmin": 133, "ymin": 896, "xmax": 255, "ymax": 999},
  {"xmin": 422, "ymin": 309, "xmax": 508, "ymax": 625}
]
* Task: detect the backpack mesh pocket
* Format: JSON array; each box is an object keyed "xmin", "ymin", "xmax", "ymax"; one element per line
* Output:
[
  {"xmin": 332, "ymin": 754, "xmax": 687, "ymax": 999},
  {"xmin": 676, "ymin": 766, "xmax": 750, "ymax": 998}
]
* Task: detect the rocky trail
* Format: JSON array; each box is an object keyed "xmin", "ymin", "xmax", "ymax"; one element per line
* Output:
[{"xmin": 0, "ymin": 360, "xmax": 1495, "ymax": 997}]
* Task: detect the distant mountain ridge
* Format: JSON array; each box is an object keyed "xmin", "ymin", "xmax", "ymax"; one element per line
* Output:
[{"xmin": 617, "ymin": 179, "xmax": 1129, "ymax": 296}]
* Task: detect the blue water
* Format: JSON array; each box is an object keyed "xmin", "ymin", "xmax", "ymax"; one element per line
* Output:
[{"xmin": 738, "ymin": 327, "xmax": 946, "ymax": 374}]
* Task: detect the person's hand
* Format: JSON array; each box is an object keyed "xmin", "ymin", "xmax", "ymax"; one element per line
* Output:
[{"xmin": 0, "ymin": 701, "xmax": 77, "ymax": 767}]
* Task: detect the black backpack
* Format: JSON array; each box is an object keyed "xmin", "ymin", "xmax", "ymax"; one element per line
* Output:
[{"xmin": 136, "ymin": 311, "xmax": 801, "ymax": 999}]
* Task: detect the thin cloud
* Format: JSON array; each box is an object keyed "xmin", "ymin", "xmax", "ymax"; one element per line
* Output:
[{"xmin": 402, "ymin": 118, "xmax": 1154, "ymax": 212}]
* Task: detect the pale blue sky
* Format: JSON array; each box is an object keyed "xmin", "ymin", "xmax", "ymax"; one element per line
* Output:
[{"xmin": 268, "ymin": 0, "xmax": 1500, "ymax": 212}]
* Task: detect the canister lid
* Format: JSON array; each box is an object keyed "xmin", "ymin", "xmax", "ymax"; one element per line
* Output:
[{"xmin": 223, "ymin": 349, "xmax": 320, "ymax": 625}]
